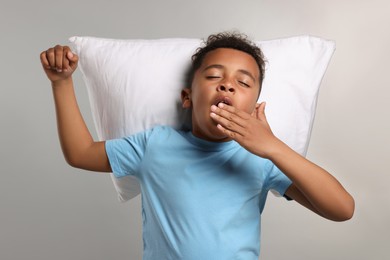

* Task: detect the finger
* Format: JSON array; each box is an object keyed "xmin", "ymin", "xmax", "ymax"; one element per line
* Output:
[
  {"xmin": 257, "ymin": 102, "xmax": 267, "ymax": 121},
  {"xmin": 216, "ymin": 123, "xmax": 243, "ymax": 141},
  {"xmin": 67, "ymin": 50, "xmax": 78, "ymax": 62},
  {"xmin": 40, "ymin": 51, "xmax": 51, "ymax": 70},
  {"xmin": 63, "ymin": 46, "xmax": 76, "ymax": 72},
  {"xmin": 54, "ymin": 45, "xmax": 64, "ymax": 72},
  {"xmin": 251, "ymin": 103, "xmax": 261, "ymax": 118},
  {"xmin": 64, "ymin": 47, "xmax": 78, "ymax": 69},
  {"xmin": 46, "ymin": 47, "xmax": 55, "ymax": 69},
  {"xmin": 211, "ymin": 106, "xmax": 246, "ymax": 129},
  {"xmin": 210, "ymin": 110, "xmax": 244, "ymax": 134},
  {"xmin": 64, "ymin": 46, "xmax": 76, "ymax": 62},
  {"xmin": 217, "ymin": 103, "xmax": 250, "ymax": 120},
  {"xmin": 61, "ymin": 49, "xmax": 70, "ymax": 71},
  {"xmin": 211, "ymin": 104, "xmax": 248, "ymax": 128}
]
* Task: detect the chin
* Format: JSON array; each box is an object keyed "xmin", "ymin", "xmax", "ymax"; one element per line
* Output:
[
  {"xmin": 205, "ymin": 125, "xmax": 232, "ymax": 142},
  {"xmin": 192, "ymin": 116, "xmax": 233, "ymax": 142},
  {"xmin": 192, "ymin": 123, "xmax": 226, "ymax": 142}
]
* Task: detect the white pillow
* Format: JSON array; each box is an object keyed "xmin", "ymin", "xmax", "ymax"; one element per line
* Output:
[{"xmin": 69, "ymin": 35, "xmax": 335, "ymax": 202}]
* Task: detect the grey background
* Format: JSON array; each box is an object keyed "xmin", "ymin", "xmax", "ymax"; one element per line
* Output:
[{"xmin": 1, "ymin": 0, "xmax": 389, "ymax": 259}]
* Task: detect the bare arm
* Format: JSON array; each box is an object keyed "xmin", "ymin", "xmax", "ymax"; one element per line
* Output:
[
  {"xmin": 269, "ymin": 139, "xmax": 354, "ymax": 221},
  {"xmin": 40, "ymin": 45, "xmax": 111, "ymax": 172},
  {"xmin": 210, "ymin": 102, "xmax": 355, "ymax": 221}
]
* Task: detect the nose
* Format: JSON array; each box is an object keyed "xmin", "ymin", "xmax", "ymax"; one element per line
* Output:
[{"xmin": 217, "ymin": 81, "xmax": 235, "ymax": 93}]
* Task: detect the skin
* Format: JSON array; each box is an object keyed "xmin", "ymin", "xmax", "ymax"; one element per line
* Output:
[
  {"xmin": 40, "ymin": 45, "xmax": 354, "ymax": 222},
  {"xmin": 182, "ymin": 48, "xmax": 261, "ymax": 142},
  {"xmin": 40, "ymin": 45, "xmax": 111, "ymax": 172}
]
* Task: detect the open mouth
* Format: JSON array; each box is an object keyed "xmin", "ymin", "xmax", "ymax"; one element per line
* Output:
[{"xmin": 214, "ymin": 96, "xmax": 233, "ymax": 107}]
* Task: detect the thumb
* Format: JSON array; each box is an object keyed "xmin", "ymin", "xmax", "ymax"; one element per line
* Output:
[
  {"xmin": 257, "ymin": 102, "xmax": 267, "ymax": 121},
  {"xmin": 66, "ymin": 50, "xmax": 79, "ymax": 71},
  {"xmin": 66, "ymin": 50, "xmax": 79, "ymax": 62}
]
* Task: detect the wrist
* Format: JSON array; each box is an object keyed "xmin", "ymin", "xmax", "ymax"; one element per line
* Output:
[
  {"xmin": 264, "ymin": 137, "xmax": 289, "ymax": 161},
  {"xmin": 51, "ymin": 77, "xmax": 73, "ymax": 88}
]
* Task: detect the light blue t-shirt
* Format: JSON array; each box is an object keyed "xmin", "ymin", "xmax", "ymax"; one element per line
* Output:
[{"xmin": 105, "ymin": 126, "xmax": 292, "ymax": 260}]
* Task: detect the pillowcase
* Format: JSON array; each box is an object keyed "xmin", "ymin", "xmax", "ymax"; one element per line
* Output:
[{"xmin": 69, "ymin": 35, "xmax": 335, "ymax": 202}]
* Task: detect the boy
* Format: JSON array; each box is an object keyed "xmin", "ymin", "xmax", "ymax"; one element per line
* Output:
[{"xmin": 40, "ymin": 32, "xmax": 354, "ymax": 259}]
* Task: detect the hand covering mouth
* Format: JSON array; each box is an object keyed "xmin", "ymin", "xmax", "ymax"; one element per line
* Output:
[{"xmin": 214, "ymin": 96, "xmax": 233, "ymax": 106}]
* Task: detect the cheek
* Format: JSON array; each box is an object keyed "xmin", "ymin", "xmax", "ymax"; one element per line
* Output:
[
  {"xmin": 244, "ymin": 104, "xmax": 256, "ymax": 115},
  {"xmin": 192, "ymin": 84, "xmax": 211, "ymax": 105},
  {"xmin": 240, "ymin": 91, "xmax": 259, "ymax": 111},
  {"xmin": 190, "ymin": 91, "xmax": 208, "ymax": 113}
]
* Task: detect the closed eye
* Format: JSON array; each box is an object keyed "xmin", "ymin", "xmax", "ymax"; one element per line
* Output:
[
  {"xmin": 239, "ymin": 81, "xmax": 250, "ymax": 87},
  {"xmin": 206, "ymin": 76, "xmax": 221, "ymax": 79}
]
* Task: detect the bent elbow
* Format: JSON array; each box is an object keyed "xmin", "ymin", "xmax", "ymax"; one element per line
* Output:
[
  {"xmin": 64, "ymin": 157, "xmax": 79, "ymax": 169},
  {"xmin": 63, "ymin": 152, "xmax": 83, "ymax": 169},
  {"xmin": 344, "ymin": 197, "xmax": 355, "ymax": 221},
  {"xmin": 334, "ymin": 195, "xmax": 355, "ymax": 222}
]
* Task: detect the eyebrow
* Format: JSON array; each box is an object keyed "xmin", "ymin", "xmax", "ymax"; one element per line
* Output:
[{"xmin": 202, "ymin": 64, "xmax": 257, "ymax": 83}]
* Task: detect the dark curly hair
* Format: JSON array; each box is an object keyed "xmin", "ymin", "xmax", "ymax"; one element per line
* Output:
[{"xmin": 186, "ymin": 32, "xmax": 266, "ymax": 92}]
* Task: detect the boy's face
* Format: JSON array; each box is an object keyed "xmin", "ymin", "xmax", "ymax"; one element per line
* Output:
[{"xmin": 182, "ymin": 48, "xmax": 261, "ymax": 142}]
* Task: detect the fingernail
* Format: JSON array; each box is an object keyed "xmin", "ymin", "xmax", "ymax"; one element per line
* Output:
[
  {"xmin": 218, "ymin": 103, "xmax": 224, "ymax": 108},
  {"xmin": 211, "ymin": 105, "xmax": 217, "ymax": 111}
]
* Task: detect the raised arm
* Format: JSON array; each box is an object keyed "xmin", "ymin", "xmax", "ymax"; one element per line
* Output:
[
  {"xmin": 210, "ymin": 102, "xmax": 355, "ymax": 221},
  {"xmin": 40, "ymin": 45, "xmax": 111, "ymax": 172}
]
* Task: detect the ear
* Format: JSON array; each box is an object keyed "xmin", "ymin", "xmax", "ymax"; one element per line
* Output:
[{"xmin": 181, "ymin": 88, "xmax": 192, "ymax": 109}]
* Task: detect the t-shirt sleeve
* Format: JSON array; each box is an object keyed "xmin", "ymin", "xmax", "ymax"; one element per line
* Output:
[
  {"xmin": 264, "ymin": 160, "xmax": 293, "ymax": 198},
  {"xmin": 105, "ymin": 129, "xmax": 152, "ymax": 178}
]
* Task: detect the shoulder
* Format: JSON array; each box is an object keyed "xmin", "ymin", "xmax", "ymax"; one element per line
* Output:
[
  {"xmin": 118, "ymin": 125, "xmax": 178, "ymax": 141},
  {"xmin": 127, "ymin": 125, "xmax": 185, "ymax": 146},
  {"xmin": 151, "ymin": 125, "xmax": 177, "ymax": 133},
  {"xmin": 148, "ymin": 125, "xmax": 182, "ymax": 138}
]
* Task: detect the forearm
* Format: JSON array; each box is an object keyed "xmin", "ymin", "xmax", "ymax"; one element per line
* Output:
[
  {"xmin": 41, "ymin": 45, "xmax": 110, "ymax": 172},
  {"xmin": 209, "ymin": 102, "xmax": 354, "ymax": 220},
  {"xmin": 268, "ymin": 139, "xmax": 355, "ymax": 221},
  {"xmin": 51, "ymin": 78, "xmax": 95, "ymax": 167}
]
